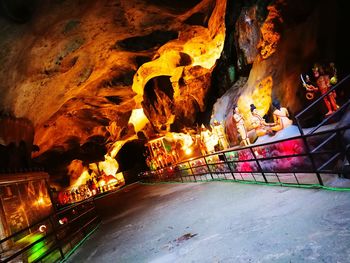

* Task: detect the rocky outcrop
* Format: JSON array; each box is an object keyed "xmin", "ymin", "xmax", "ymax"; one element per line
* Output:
[
  {"xmin": 0, "ymin": 0, "xmax": 226, "ymax": 181},
  {"xmin": 213, "ymin": 0, "xmax": 346, "ymax": 141}
]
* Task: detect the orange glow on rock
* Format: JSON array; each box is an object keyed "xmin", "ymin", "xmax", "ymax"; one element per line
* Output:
[
  {"xmin": 132, "ymin": 0, "xmax": 226, "ymax": 131},
  {"xmin": 128, "ymin": 108, "xmax": 149, "ymax": 132},
  {"xmin": 238, "ymin": 76, "xmax": 273, "ymax": 126},
  {"xmin": 258, "ymin": 4, "xmax": 283, "ymax": 59}
]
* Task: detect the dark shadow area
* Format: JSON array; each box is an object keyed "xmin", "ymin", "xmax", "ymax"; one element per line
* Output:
[
  {"xmin": 184, "ymin": 12, "xmax": 208, "ymax": 26},
  {"xmin": 116, "ymin": 30, "xmax": 178, "ymax": 52},
  {"xmin": 116, "ymin": 139, "xmax": 147, "ymax": 185},
  {"xmin": 102, "ymin": 69, "xmax": 136, "ymax": 87},
  {"xmin": 143, "ymin": 75, "xmax": 174, "ymax": 109},
  {"xmin": 0, "ymin": 0, "xmax": 37, "ymax": 23},
  {"xmin": 143, "ymin": 0, "xmax": 202, "ymax": 14},
  {"xmin": 135, "ymin": 55, "xmax": 152, "ymax": 68},
  {"xmin": 105, "ymin": 96, "xmax": 123, "ymax": 105},
  {"xmin": 33, "ymin": 136, "xmax": 107, "ymax": 187}
]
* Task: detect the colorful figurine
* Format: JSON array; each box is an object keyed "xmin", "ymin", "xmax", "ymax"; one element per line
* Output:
[
  {"xmin": 211, "ymin": 120, "xmax": 230, "ymax": 150},
  {"xmin": 250, "ymin": 104, "xmax": 274, "ymax": 136},
  {"xmin": 200, "ymin": 124, "xmax": 218, "ymax": 154},
  {"xmin": 312, "ymin": 64, "xmax": 339, "ymax": 115},
  {"xmin": 271, "ymin": 100, "xmax": 293, "ymax": 132},
  {"xmin": 233, "ymin": 105, "xmax": 250, "ymax": 146}
]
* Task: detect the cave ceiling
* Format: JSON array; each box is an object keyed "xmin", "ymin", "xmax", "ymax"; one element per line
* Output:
[
  {"xmin": 0, "ymin": 0, "xmax": 225, "ymax": 173},
  {"xmin": 0, "ymin": 0, "xmax": 349, "ymax": 185}
]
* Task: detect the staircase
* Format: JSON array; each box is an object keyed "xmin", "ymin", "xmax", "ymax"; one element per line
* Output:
[{"xmin": 295, "ymin": 74, "xmax": 350, "ymax": 183}]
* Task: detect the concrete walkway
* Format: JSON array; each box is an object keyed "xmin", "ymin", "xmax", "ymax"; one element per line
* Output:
[{"xmin": 67, "ymin": 182, "xmax": 350, "ymax": 263}]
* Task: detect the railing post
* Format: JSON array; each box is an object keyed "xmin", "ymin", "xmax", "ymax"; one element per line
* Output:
[
  {"xmin": 203, "ymin": 156, "xmax": 214, "ymax": 180},
  {"xmin": 249, "ymin": 147, "xmax": 267, "ymax": 183},
  {"xmin": 49, "ymin": 215, "xmax": 65, "ymax": 260},
  {"xmin": 177, "ymin": 166, "xmax": 184, "ymax": 183},
  {"xmin": 188, "ymin": 161, "xmax": 197, "ymax": 182},
  {"xmin": 302, "ymin": 134, "xmax": 324, "ymax": 186},
  {"xmin": 335, "ymin": 129, "xmax": 348, "ymax": 176},
  {"xmin": 295, "ymin": 117, "xmax": 304, "ymax": 136},
  {"xmin": 222, "ymin": 151, "xmax": 236, "ymax": 180}
]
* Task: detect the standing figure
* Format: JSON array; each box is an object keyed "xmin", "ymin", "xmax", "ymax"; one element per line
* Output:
[
  {"xmin": 211, "ymin": 120, "xmax": 230, "ymax": 150},
  {"xmin": 200, "ymin": 125, "xmax": 217, "ymax": 154},
  {"xmin": 233, "ymin": 105, "xmax": 250, "ymax": 146},
  {"xmin": 271, "ymin": 100, "xmax": 293, "ymax": 132},
  {"xmin": 250, "ymin": 104, "xmax": 274, "ymax": 136},
  {"xmin": 313, "ymin": 65, "xmax": 338, "ymax": 115}
]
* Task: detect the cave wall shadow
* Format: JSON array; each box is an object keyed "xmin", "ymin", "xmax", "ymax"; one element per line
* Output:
[{"xmin": 116, "ymin": 139, "xmax": 148, "ymax": 185}]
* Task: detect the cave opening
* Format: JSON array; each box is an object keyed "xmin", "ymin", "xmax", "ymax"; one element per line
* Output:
[
  {"xmin": 143, "ymin": 75, "xmax": 174, "ymax": 108},
  {"xmin": 116, "ymin": 140, "xmax": 147, "ymax": 184}
]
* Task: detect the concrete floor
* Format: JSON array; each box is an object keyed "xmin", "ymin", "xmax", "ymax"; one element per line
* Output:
[{"xmin": 67, "ymin": 182, "xmax": 350, "ymax": 263}]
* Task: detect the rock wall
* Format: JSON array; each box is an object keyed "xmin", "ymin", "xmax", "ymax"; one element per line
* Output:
[
  {"xmin": 213, "ymin": 0, "xmax": 348, "ymax": 140},
  {"xmin": 0, "ymin": 0, "xmax": 226, "ymax": 181}
]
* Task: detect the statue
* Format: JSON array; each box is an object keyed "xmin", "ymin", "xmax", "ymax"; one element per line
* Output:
[
  {"xmin": 250, "ymin": 104, "xmax": 274, "ymax": 136},
  {"xmin": 211, "ymin": 120, "xmax": 230, "ymax": 150},
  {"xmin": 271, "ymin": 100, "xmax": 293, "ymax": 132},
  {"xmin": 200, "ymin": 124, "xmax": 218, "ymax": 154},
  {"xmin": 232, "ymin": 105, "xmax": 250, "ymax": 146},
  {"xmin": 312, "ymin": 64, "xmax": 339, "ymax": 115}
]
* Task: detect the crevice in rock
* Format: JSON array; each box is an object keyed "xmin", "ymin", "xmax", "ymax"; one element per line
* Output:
[
  {"xmin": 143, "ymin": 0, "xmax": 202, "ymax": 14},
  {"xmin": 105, "ymin": 96, "xmax": 123, "ymax": 105},
  {"xmin": 116, "ymin": 30, "xmax": 178, "ymax": 52}
]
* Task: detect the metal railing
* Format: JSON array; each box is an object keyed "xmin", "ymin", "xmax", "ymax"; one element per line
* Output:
[
  {"xmin": 139, "ymin": 125, "xmax": 350, "ymax": 188},
  {"xmin": 0, "ymin": 198, "xmax": 100, "ymax": 263},
  {"xmin": 140, "ymin": 74, "xmax": 350, "ymax": 189},
  {"xmin": 295, "ymin": 74, "xmax": 350, "ymax": 135}
]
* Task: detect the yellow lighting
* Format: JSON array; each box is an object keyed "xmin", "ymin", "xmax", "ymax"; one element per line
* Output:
[
  {"xmin": 37, "ymin": 197, "xmax": 44, "ymax": 205},
  {"xmin": 128, "ymin": 108, "xmax": 149, "ymax": 132},
  {"xmin": 99, "ymin": 180, "xmax": 106, "ymax": 187},
  {"xmin": 185, "ymin": 148, "xmax": 192, "ymax": 155},
  {"xmin": 238, "ymin": 76, "xmax": 273, "ymax": 125}
]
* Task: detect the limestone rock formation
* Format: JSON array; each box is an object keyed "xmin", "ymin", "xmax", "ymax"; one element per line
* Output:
[
  {"xmin": 0, "ymin": 0, "xmax": 226, "ymax": 183},
  {"xmin": 213, "ymin": 0, "xmax": 349, "ymax": 139}
]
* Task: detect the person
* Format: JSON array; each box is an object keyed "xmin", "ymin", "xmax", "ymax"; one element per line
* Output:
[
  {"xmin": 313, "ymin": 64, "xmax": 338, "ymax": 115},
  {"xmin": 250, "ymin": 104, "xmax": 274, "ymax": 136},
  {"xmin": 271, "ymin": 100, "xmax": 293, "ymax": 132},
  {"xmin": 211, "ymin": 120, "xmax": 230, "ymax": 150},
  {"xmin": 232, "ymin": 105, "xmax": 250, "ymax": 146}
]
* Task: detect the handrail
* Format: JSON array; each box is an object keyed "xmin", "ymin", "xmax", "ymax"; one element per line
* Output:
[
  {"xmin": 140, "ymin": 123, "xmax": 350, "ymax": 188},
  {"xmin": 0, "ymin": 196, "xmax": 100, "ymax": 263},
  {"xmin": 307, "ymin": 100, "xmax": 350, "ymax": 134},
  {"xmin": 167, "ymin": 125, "xmax": 350, "ymax": 170}
]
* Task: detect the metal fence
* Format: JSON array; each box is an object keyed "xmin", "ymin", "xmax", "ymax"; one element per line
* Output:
[
  {"xmin": 140, "ymin": 74, "xmax": 350, "ymax": 189},
  {"xmin": 0, "ymin": 198, "xmax": 100, "ymax": 263},
  {"xmin": 139, "ymin": 125, "xmax": 350, "ymax": 188}
]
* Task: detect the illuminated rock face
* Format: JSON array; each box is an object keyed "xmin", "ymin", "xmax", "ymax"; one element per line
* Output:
[
  {"xmin": 0, "ymin": 0, "xmax": 225, "ymax": 182},
  {"xmin": 1, "ymin": 0, "xmax": 347, "ymax": 185},
  {"xmin": 213, "ymin": 0, "xmax": 344, "ymax": 140}
]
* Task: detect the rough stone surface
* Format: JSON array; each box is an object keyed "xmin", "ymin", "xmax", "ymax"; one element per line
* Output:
[
  {"xmin": 0, "ymin": 0, "xmax": 225, "ymax": 180},
  {"xmin": 213, "ymin": 0, "xmax": 347, "ymax": 136},
  {"xmin": 67, "ymin": 182, "xmax": 350, "ymax": 263}
]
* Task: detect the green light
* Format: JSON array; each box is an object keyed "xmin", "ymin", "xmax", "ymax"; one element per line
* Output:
[
  {"xmin": 28, "ymin": 240, "xmax": 48, "ymax": 263},
  {"xmin": 16, "ymin": 232, "xmax": 49, "ymax": 263}
]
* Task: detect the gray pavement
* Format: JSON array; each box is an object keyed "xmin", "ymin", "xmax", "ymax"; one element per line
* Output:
[{"xmin": 67, "ymin": 182, "xmax": 350, "ymax": 263}]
